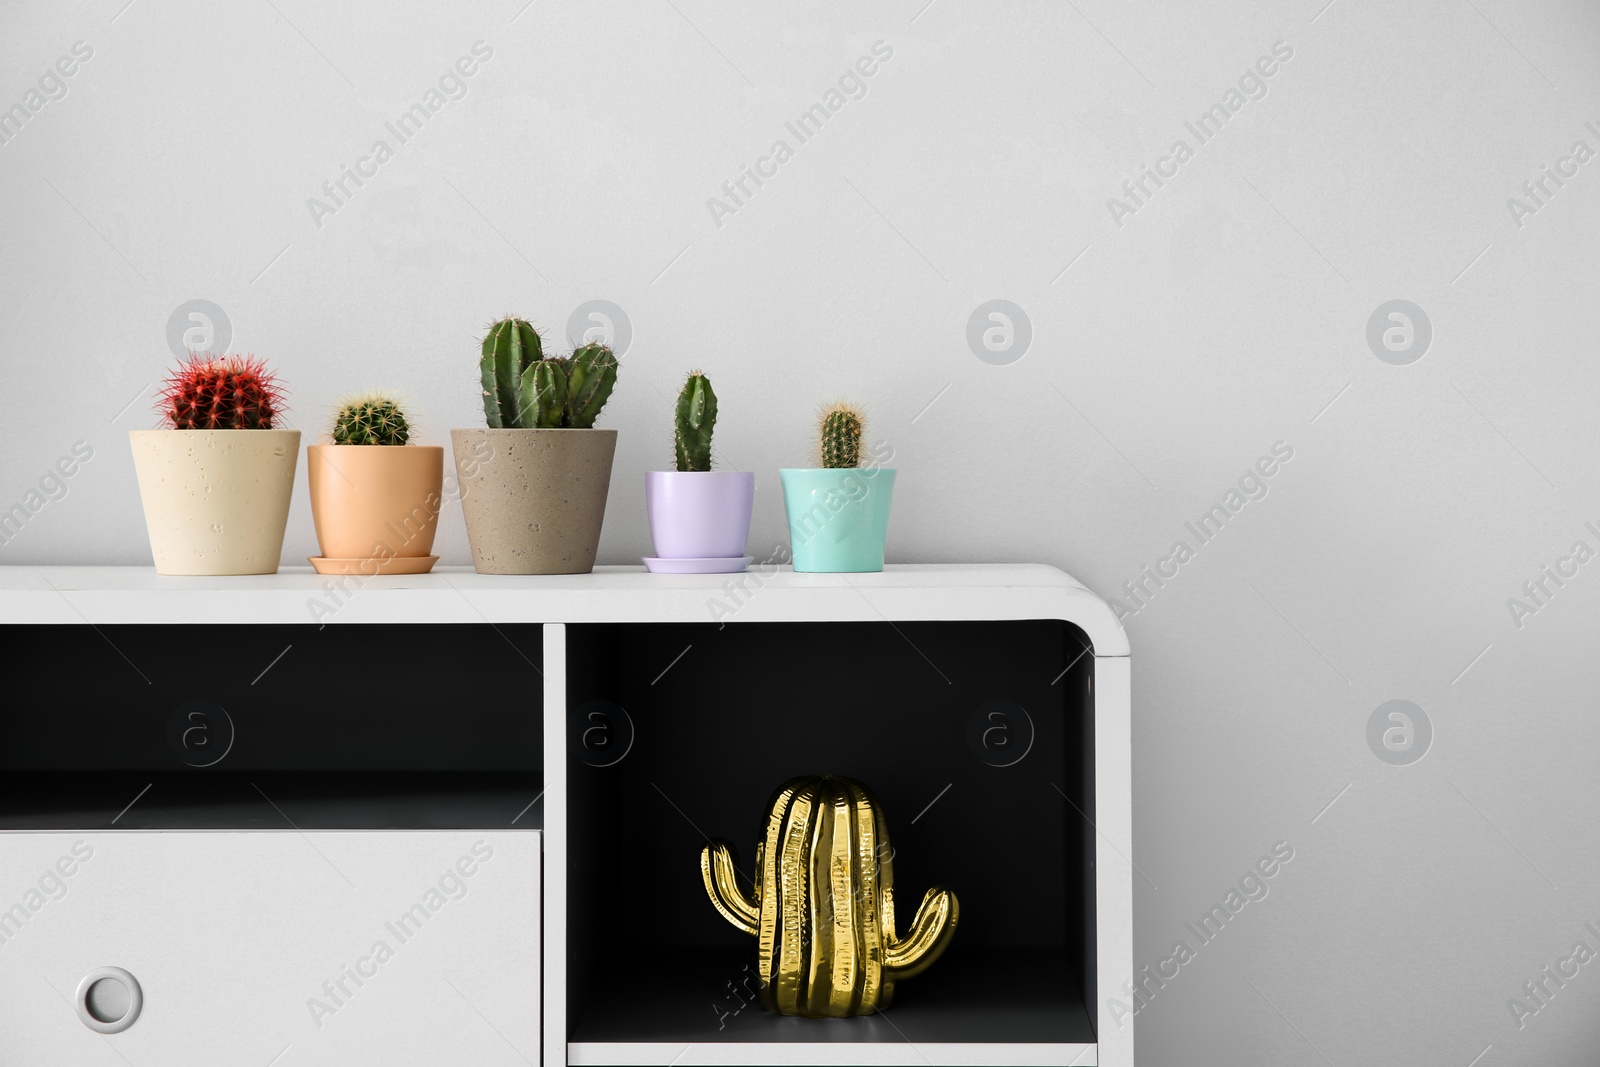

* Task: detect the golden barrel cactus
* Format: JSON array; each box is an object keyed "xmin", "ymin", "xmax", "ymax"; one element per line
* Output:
[{"xmin": 700, "ymin": 775, "xmax": 959, "ymax": 1017}]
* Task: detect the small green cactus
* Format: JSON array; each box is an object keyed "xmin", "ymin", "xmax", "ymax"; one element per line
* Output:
[
  {"xmin": 478, "ymin": 316, "xmax": 620, "ymax": 429},
  {"xmin": 819, "ymin": 403, "xmax": 865, "ymax": 469},
  {"xmin": 565, "ymin": 343, "xmax": 619, "ymax": 429},
  {"xmin": 674, "ymin": 371, "xmax": 717, "ymax": 472},
  {"xmin": 331, "ymin": 394, "xmax": 411, "ymax": 446}
]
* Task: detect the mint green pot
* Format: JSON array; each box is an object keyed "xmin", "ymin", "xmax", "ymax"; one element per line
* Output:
[{"xmin": 779, "ymin": 467, "xmax": 897, "ymax": 573}]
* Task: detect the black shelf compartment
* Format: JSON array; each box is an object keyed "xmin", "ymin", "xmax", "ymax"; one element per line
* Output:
[
  {"xmin": 0, "ymin": 623, "xmax": 544, "ymax": 830},
  {"xmin": 565, "ymin": 618, "xmax": 1096, "ymax": 1048}
]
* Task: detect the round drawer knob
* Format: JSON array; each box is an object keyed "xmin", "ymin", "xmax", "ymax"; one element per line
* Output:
[{"xmin": 75, "ymin": 966, "xmax": 142, "ymax": 1034}]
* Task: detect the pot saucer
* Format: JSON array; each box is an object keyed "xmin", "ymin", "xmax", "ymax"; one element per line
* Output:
[
  {"xmin": 309, "ymin": 555, "xmax": 438, "ymax": 576},
  {"xmin": 643, "ymin": 556, "xmax": 753, "ymax": 575}
]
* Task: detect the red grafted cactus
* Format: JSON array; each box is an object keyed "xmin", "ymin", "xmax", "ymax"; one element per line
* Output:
[{"xmin": 158, "ymin": 353, "xmax": 286, "ymax": 429}]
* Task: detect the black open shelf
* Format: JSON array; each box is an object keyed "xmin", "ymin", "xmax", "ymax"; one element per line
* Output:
[
  {"xmin": 0, "ymin": 622, "xmax": 543, "ymax": 829},
  {"xmin": 565, "ymin": 619, "xmax": 1095, "ymax": 1049}
]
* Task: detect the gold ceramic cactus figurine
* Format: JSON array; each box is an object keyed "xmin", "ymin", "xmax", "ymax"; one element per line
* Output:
[{"xmin": 700, "ymin": 775, "xmax": 959, "ymax": 1017}]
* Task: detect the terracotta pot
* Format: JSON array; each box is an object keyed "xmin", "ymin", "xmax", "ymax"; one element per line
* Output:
[
  {"xmin": 129, "ymin": 429, "xmax": 300, "ymax": 575},
  {"xmin": 307, "ymin": 444, "xmax": 444, "ymax": 571},
  {"xmin": 450, "ymin": 428, "xmax": 617, "ymax": 574}
]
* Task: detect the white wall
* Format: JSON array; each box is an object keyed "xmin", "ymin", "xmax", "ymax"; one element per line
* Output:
[{"xmin": 6, "ymin": 0, "xmax": 1600, "ymax": 1060}]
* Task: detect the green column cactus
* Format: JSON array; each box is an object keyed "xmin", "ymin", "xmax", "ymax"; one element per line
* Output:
[
  {"xmin": 479, "ymin": 316, "xmax": 544, "ymax": 428},
  {"xmin": 819, "ymin": 403, "xmax": 865, "ymax": 468},
  {"xmin": 565, "ymin": 343, "xmax": 619, "ymax": 429},
  {"xmin": 529, "ymin": 359, "xmax": 568, "ymax": 429},
  {"xmin": 331, "ymin": 395, "xmax": 410, "ymax": 445},
  {"xmin": 674, "ymin": 371, "xmax": 717, "ymax": 472}
]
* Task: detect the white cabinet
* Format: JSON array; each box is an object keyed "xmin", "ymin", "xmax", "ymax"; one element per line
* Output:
[
  {"xmin": 0, "ymin": 830, "xmax": 540, "ymax": 1066},
  {"xmin": 0, "ymin": 563, "xmax": 1128, "ymax": 1067}
]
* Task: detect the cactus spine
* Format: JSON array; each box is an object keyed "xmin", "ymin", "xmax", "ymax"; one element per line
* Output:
[
  {"xmin": 159, "ymin": 354, "xmax": 285, "ymax": 430},
  {"xmin": 479, "ymin": 317, "xmax": 620, "ymax": 429},
  {"xmin": 674, "ymin": 371, "xmax": 717, "ymax": 472},
  {"xmin": 701, "ymin": 775, "xmax": 959, "ymax": 1017},
  {"xmin": 331, "ymin": 395, "xmax": 410, "ymax": 446},
  {"xmin": 819, "ymin": 403, "xmax": 864, "ymax": 469}
]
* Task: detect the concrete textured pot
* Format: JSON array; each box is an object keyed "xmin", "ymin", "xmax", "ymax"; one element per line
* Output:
[
  {"xmin": 129, "ymin": 429, "xmax": 300, "ymax": 575},
  {"xmin": 450, "ymin": 428, "xmax": 617, "ymax": 574},
  {"xmin": 779, "ymin": 467, "xmax": 897, "ymax": 573},
  {"xmin": 307, "ymin": 444, "xmax": 443, "ymax": 570},
  {"xmin": 644, "ymin": 470, "xmax": 755, "ymax": 560}
]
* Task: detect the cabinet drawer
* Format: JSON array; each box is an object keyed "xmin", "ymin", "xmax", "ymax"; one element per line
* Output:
[{"xmin": 0, "ymin": 830, "xmax": 540, "ymax": 1065}]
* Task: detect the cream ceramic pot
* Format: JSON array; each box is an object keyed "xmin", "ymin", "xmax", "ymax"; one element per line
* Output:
[{"xmin": 129, "ymin": 429, "xmax": 300, "ymax": 575}]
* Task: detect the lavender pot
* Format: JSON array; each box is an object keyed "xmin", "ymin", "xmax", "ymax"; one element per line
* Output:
[{"xmin": 645, "ymin": 470, "xmax": 755, "ymax": 559}]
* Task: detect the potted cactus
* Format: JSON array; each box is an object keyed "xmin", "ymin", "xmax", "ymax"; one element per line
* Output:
[
  {"xmin": 306, "ymin": 395, "xmax": 443, "ymax": 575},
  {"xmin": 129, "ymin": 353, "xmax": 299, "ymax": 575},
  {"xmin": 643, "ymin": 371, "xmax": 754, "ymax": 573},
  {"xmin": 779, "ymin": 403, "xmax": 896, "ymax": 573},
  {"xmin": 451, "ymin": 316, "xmax": 621, "ymax": 574}
]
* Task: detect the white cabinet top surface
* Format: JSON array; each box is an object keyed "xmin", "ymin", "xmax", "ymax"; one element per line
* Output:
[{"xmin": 0, "ymin": 564, "xmax": 1127, "ymax": 655}]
